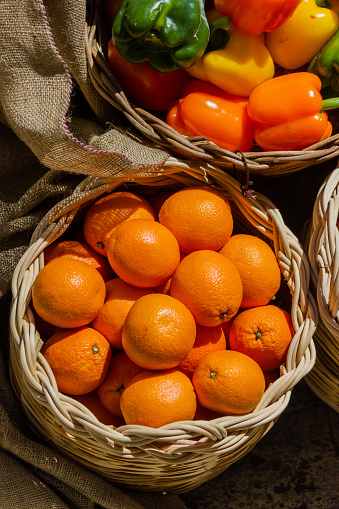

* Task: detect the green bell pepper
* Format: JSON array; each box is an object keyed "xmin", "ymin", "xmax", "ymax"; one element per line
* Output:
[
  {"xmin": 315, "ymin": 0, "xmax": 339, "ymax": 14},
  {"xmin": 112, "ymin": 0, "xmax": 210, "ymax": 73},
  {"xmin": 308, "ymin": 28, "xmax": 339, "ymax": 92}
]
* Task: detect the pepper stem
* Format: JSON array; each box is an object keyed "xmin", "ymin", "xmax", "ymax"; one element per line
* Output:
[{"xmin": 321, "ymin": 97, "xmax": 339, "ymax": 112}]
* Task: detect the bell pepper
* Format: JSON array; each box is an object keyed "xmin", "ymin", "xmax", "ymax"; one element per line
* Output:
[
  {"xmin": 213, "ymin": 0, "xmax": 302, "ymax": 35},
  {"xmin": 316, "ymin": 0, "xmax": 339, "ymax": 14},
  {"xmin": 166, "ymin": 80, "xmax": 255, "ymax": 152},
  {"xmin": 247, "ymin": 72, "xmax": 333, "ymax": 151},
  {"xmin": 266, "ymin": 0, "xmax": 339, "ymax": 70},
  {"xmin": 187, "ymin": 29, "xmax": 275, "ymax": 97},
  {"xmin": 112, "ymin": 0, "xmax": 210, "ymax": 73},
  {"xmin": 308, "ymin": 29, "xmax": 339, "ymax": 91},
  {"xmin": 107, "ymin": 39, "xmax": 191, "ymax": 111}
]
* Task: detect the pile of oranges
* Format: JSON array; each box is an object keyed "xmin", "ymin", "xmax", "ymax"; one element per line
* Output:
[{"xmin": 32, "ymin": 186, "xmax": 294, "ymax": 428}]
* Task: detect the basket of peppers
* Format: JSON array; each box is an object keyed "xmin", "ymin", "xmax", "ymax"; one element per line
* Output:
[{"xmin": 86, "ymin": 0, "xmax": 339, "ymax": 177}]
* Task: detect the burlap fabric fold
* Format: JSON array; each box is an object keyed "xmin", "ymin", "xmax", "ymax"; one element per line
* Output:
[{"xmin": 0, "ymin": 1, "xmax": 188, "ymax": 507}]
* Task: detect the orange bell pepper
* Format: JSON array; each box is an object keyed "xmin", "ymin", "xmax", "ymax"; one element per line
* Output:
[
  {"xmin": 166, "ymin": 80, "xmax": 255, "ymax": 152},
  {"xmin": 247, "ymin": 72, "xmax": 333, "ymax": 151},
  {"xmin": 213, "ymin": 0, "xmax": 302, "ymax": 35}
]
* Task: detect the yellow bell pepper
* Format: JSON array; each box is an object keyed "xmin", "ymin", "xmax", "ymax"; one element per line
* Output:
[
  {"xmin": 186, "ymin": 29, "xmax": 275, "ymax": 97},
  {"xmin": 266, "ymin": 0, "xmax": 339, "ymax": 70}
]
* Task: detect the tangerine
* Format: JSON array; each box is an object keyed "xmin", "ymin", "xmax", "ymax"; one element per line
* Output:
[
  {"xmin": 229, "ymin": 305, "xmax": 294, "ymax": 371},
  {"xmin": 122, "ymin": 293, "xmax": 196, "ymax": 370},
  {"xmin": 152, "ymin": 252, "xmax": 186, "ymax": 295},
  {"xmin": 107, "ymin": 218, "xmax": 180, "ymax": 288},
  {"xmin": 192, "ymin": 349, "xmax": 265, "ymax": 415},
  {"xmin": 83, "ymin": 191, "xmax": 156, "ymax": 256},
  {"xmin": 193, "ymin": 400, "xmax": 223, "ymax": 421},
  {"xmin": 219, "ymin": 234, "xmax": 281, "ymax": 308},
  {"xmin": 32, "ymin": 257, "xmax": 106, "ymax": 328},
  {"xmin": 120, "ymin": 369, "xmax": 197, "ymax": 428},
  {"xmin": 72, "ymin": 391, "xmax": 125, "ymax": 427},
  {"xmin": 91, "ymin": 278, "xmax": 153, "ymax": 349},
  {"xmin": 170, "ymin": 250, "xmax": 243, "ymax": 327},
  {"xmin": 263, "ymin": 368, "xmax": 280, "ymax": 390},
  {"xmin": 159, "ymin": 186, "xmax": 233, "ymax": 253},
  {"xmin": 177, "ymin": 324, "xmax": 226, "ymax": 378},
  {"xmin": 44, "ymin": 240, "xmax": 114, "ymax": 281},
  {"xmin": 41, "ymin": 326, "xmax": 111, "ymax": 395},
  {"xmin": 147, "ymin": 189, "xmax": 175, "ymax": 217},
  {"xmin": 97, "ymin": 351, "xmax": 144, "ymax": 417}
]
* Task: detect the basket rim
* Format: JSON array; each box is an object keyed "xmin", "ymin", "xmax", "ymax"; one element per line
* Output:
[
  {"xmin": 307, "ymin": 166, "xmax": 339, "ymax": 339},
  {"xmin": 85, "ymin": 0, "xmax": 339, "ymax": 178}
]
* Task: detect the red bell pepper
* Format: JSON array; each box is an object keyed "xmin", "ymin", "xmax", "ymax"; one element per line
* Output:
[
  {"xmin": 166, "ymin": 80, "xmax": 255, "ymax": 152},
  {"xmin": 107, "ymin": 39, "xmax": 191, "ymax": 111},
  {"xmin": 214, "ymin": 0, "xmax": 302, "ymax": 35},
  {"xmin": 247, "ymin": 72, "xmax": 333, "ymax": 151}
]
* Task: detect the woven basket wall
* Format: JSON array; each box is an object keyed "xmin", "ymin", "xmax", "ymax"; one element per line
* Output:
[
  {"xmin": 9, "ymin": 162, "xmax": 318, "ymax": 493},
  {"xmin": 305, "ymin": 167, "xmax": 339, "ymax": 413},
  {"xmin": 85, "ymin": 0, "xmax": 339, "ymax": 178}
]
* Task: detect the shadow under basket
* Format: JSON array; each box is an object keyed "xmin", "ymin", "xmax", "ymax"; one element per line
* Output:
[
  {"xmin": 305, "ymin": 166, "xmax": 339, "ymax": 413},
  {"xmin": 9, "ymin": 163, "xmax": 318, "ymax": 493},
  {"xmin": 85, "ymin": 0, "xmax": 339, "ymax": 178}
]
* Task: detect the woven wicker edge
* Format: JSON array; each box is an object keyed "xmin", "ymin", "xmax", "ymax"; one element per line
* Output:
[
  {"xmin": 9, "ymin": 163, "xmax": 318, "ymax": 491},
  {"xmin": 84, "ymin": 0, "xmax": 339, "ymax": 177},
  {"xmin": 304, "ymin": 167, "xmax": 339, "ymax": 413}
]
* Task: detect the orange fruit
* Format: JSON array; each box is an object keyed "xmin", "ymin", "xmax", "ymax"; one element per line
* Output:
[
  {"xmin": 219, "ymin": 234, "xmax": 281, "ymax": 308},
  {"xmin": 72, "ymin": 391, "xmax": 125, "ymax": 427},
  {"xmin": 229, "ymin": 305, "xmax": 294, "ymax": 371},
  {"xmin": 263, "ymin": 368, "xmax": 280, "ymax": 390},
  {"xmin": 32, "ymin": 258, "xmax": 106, "ymax": 328},
  {"xmin": 220, "ymin": 313, "xmax": 238, "ymax": 347},
  {"xmin": 193, "ymin": 400, "xmax": 223, "ymax": 421},
  {"xmin": 32, "ymin": 305, "xmax": 56, "ymax": 340},
  {"xmin": 158, "ymin": 186, "xmax": 233, "ymax": 253},
  {"xmin": 147, "ymin": 189, "xmax": 175, "ymax": 217},
  {"xmin": 97, "ymin": 351, "xmax": 144, "ymax": 417},
  {"xmin": 170, "ymin": 250, "xmax": 243, "ymax": 327},
  {"xmin": 44, "ymin": 240, "xmax": 114, "ymax": 281},
  {"xmin": 122, "ymin": 293, "xmax": 196, "ymax": 370},
  {"xmin": 177, "ymin": 324, "xmax": 226, "ymax": 378},
  {"xmin": 107, "ymin": 218, "xmax": 180, "ymax": 288},
  {"xmin": 91, "ymin": 278, "xmax": 153, "ymax": 349},
  {"xmin": 83, "ymin": 191, "xmax": 156, "ymax": 256},
  {"xmin": 152, "ymin": 252, "xmax": 186, "ymax": 294},
  {"xmin": 152, "ymin": 278, "xmax": 172, "ymax": 295},
  {"xmin": 41, "ymin": 326, "xmax": 111, "ymax": 395},
  {"xmin": 192, "ymin": 349, "xmax": 265, "ymax": 415},
  {"xmin": 120, "ymin": 368, "xmax": 197, "ymax": 427}
]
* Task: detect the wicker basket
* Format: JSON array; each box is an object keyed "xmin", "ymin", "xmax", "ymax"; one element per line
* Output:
[
  {"xmin": 85, "ymin": 0, "xmax": 339, "ymax": 178},
  {"xmin": 305, "ymin": 167, "xmax": 339, "ymax": 413},
  {"xmin": 9, "ymin": 162, "xmax": 318, "ymax": 493}
]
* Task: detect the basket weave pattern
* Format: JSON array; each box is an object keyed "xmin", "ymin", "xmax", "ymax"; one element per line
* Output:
[
  {"xmin": 306, "ymin": 167, "xmax": 339, "ymax": 412},
  {"xmin": 85, "ymin": 0, "xmax": 339, "ymax": 177},
  {"xmin": 9, "ymin": 163, "xmax": 317, "ymax": 492}
]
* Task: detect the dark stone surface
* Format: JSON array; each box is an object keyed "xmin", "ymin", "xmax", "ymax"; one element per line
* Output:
[{"xmin": 180, "ymin": 379, "xmax": 339, "ymax": 509}]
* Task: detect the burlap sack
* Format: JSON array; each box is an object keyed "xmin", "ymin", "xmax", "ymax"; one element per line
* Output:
[{"xmin": 0, "ymin": 1, "xmax": 186, "ymax": 507}]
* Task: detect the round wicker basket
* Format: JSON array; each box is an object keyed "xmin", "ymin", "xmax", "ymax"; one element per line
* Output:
[
  {"xmin": 85, "ymin": 0, "xmax": 339, "ymax": 178},
  {"xmin": 305, "ymin": 167, "xmax": 339, "ymax": 413},
  {"xmin": 9, "ymin": 162, "xmax": 318, "ymax": 493}
]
